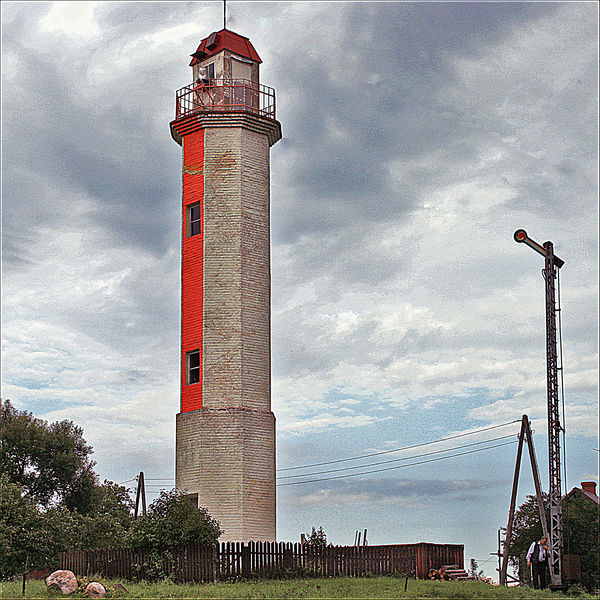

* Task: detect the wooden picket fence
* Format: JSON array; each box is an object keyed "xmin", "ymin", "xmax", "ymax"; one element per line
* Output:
[
  {"xmin": 60, "ymin": 541, "xmax": 463, "ymax": 583},
  {"xmin": 60, "ymin": 544, "xmax": 217, "ymax": 583}
]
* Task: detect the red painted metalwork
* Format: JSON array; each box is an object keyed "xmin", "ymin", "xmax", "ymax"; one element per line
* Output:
[
  {"xmin": 175, "ymin": 79, "xmax": 276, "ymax": 121},
  {"xmin": 189, "ymin": 28, "xmax": 262, "ymax": 65}
]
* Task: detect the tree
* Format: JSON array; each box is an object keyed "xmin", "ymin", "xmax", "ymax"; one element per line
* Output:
[
  {"xmin": 75, "ymin": 480, "xmax": 134, "ymax": 549},
  {"xmin": 0, "ymin": 475, "xmax": 136, "ymax": 578},
  {"xmin": 127, "ymin": 489, "xmax": 222, "ymax": 549},
  {"xmin": 508, "ymin": 492, "xmax": 599, "ymax": 592},
  {"xmin": 507, "ymin": 493, "xmax": 549, "ymax": 572},
  {"xmin": 0, "ymin": 475, "xmax": 78, "ymax": 579},
  {"xmin": 0, "ymin": 399, "xmax": 97, "ymax": 512},
  {"xmin": 305, "ymin": 526, "xmax": 327, "ymax": 547},
  {"xmin": 0, "ymin": 475, "xmax": 41, "ymax": 578}
]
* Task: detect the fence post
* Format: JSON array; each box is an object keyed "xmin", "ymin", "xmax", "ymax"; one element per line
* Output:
[
  {"xmin": 416, "ymin": 543, "xmax": 424, "ymax": 579},
  {"xmin": 211, "ymin": 543, "xmax": 217, "ymax": 582},
  {"xmin": 283, "ymin": 544, "xmax": 293, "ymax": 572},
  {"xmin": 241, "ymin": 543, "xmax": 250, "ymax": 578}
]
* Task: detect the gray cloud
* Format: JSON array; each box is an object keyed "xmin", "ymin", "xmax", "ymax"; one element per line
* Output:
[{"xmin": 280, "ymin": 475, "xmax": 499, "ymax": 508}]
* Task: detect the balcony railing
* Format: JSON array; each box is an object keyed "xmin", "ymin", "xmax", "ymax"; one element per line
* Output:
[{"xmin": 175, "ymin": 79, "xmax": 276, "ymax": 120}]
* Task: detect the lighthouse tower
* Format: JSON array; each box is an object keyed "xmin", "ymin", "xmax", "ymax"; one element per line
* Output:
[{"xmin": 170, "ymin": 30, "xmax": 281, "ymax": 541}]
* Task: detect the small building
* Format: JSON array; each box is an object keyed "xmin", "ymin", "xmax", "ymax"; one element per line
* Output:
[
  {"xmin": 561, "ymin": 481, "xmax": 598, "ymax": 584},
  {"xmin": 563, "ymin": 481, "xmax": 599, "ymax": 505}
]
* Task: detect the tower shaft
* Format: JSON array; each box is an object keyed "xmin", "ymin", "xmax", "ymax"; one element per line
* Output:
[{"xmin": 174, "ymin": 119, "xmax": 279, "ymax": 540}]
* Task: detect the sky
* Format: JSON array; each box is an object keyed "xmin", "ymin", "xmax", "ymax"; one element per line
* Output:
[{"xmin": 2, "ymin": 0, "xmax": 598, "ymax": 580}]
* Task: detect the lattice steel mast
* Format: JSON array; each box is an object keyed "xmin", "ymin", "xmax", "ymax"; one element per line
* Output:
[{"xmin": 514, "ymin": 229, "xmax": 564, "ymax": 588}]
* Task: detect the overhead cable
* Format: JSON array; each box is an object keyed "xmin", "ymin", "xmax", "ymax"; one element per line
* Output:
[
  {"xmin": 278, "ymin": 434, "xmax": 517, "ymax": 480},
  {"xmin": 277, "ymin": 419, "xmax": 520, "ymax": 472},
  {"xmin": 277, "ymin": 439, "xmax": 518, "ymax": 486}
]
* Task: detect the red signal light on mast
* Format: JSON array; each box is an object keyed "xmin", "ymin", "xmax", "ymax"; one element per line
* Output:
[
  {"xmin": 513, "ymin": 228, "xmax": 564, "ymax": 268},
  {"xmin": 514, "ymin": 229, "xmax": 528, "ymax": 242}
]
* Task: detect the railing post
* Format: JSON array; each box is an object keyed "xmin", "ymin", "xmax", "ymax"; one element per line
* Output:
[{"xmin": 173, "ymin": 80, "xmax": 276, "ymax": 120}]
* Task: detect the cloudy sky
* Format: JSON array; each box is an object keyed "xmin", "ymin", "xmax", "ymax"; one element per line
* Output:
[{"xmin": 2, "ymin": 1, "xmax": 598, "ymax": 577}]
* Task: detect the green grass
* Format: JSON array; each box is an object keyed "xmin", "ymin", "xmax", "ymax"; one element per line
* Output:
[{"xmin": 1, "ymin": 577, "xmax": 595, "ymax": 599}]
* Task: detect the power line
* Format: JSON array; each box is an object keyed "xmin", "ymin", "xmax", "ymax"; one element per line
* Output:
[
  {"xmin": 119, "ymin": 477, "xmax": 172, "ymax": 485},
  {"xmin": 119, "ymin": 423, "xmax": 520, "ymax": 488},
  {"xmin": 277, "ymin": 439, "xmax": 518, "ymax": 486},
  {"xmin": 278, "ymin": 434, "xmax": 517, "ymax": 480},
  {"xmin": 278, "ymin": 420, "xmax": 520, "ymax": 472}
]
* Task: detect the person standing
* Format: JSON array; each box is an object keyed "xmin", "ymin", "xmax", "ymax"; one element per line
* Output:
[{"xmin": 527, "ymin": 535, "xmax": 550, "ymax": 589}]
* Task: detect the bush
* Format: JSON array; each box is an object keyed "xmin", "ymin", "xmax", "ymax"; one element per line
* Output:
[{"xmin": 127, "ymin": 489, "xmax": 221, "ymax": 550}]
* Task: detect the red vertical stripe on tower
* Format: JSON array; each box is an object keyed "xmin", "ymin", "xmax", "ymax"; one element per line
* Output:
[{"xmin": 181, "ymin": 128, "xmax": 204, "ymax": 412}]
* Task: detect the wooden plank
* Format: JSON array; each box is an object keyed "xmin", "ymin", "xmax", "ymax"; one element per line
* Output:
[
  {"xmin": 241, "ymin": 543, "xmax": 249, "ymax": 578},
  {"xmin": 198, "ymin": 543, "xmax": 202, "ymax": 582},
  {"xmin": 222, "ymin": 542, "xmax": 228, "ymax": 579},
  {"xmin": 212, "ymin": 543, "xmax": 218, "ymax": 582}
]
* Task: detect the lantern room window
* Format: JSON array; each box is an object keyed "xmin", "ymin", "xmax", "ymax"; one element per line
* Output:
[
  {"xmin": 186, "ymin": 350, "xmax": 200, "ymax": 384},
  {"xmin": 198, "ymin": 62, "xmax": 214, "ymax": 81},
  {"xmin": 187, "ymin": 203, "xmax": 201, "ymax": 237}
]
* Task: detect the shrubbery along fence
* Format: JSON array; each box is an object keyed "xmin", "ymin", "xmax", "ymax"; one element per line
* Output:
[{"xmin": 60, "ymin": 541, "xmax": 463, "ymax": 583}]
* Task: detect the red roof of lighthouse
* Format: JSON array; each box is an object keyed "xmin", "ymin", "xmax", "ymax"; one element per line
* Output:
[{"xmin": 189, "ymin": 29, "xmax": 262, "ymax": 66}]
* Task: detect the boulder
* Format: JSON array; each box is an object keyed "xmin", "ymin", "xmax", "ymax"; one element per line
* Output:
[
  {"xmin": 45, "ymin": 570, "xmax": 78, "ymax": 595},
  {"xmin": 85, "ymin": 582, "xmax": 106, "ymax": 598}
]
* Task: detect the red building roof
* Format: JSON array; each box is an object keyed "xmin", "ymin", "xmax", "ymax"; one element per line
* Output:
[
  {"xmin": 190, "ymin": 29, "xmax": 262, "ymax": 66},
  {"xmin": 563, "ymin": 482, "xmax": 599, "ymax": 506}
]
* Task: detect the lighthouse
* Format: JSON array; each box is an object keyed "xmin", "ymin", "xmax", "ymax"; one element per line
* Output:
[{"xmin": 170, "ymin": 29, "xmax": 281, "ymax": 541}]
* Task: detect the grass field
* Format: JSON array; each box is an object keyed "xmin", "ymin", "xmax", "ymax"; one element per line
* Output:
[{"xmin": 0, "ymin": 577, "xmax": 595, "ymax": 600}]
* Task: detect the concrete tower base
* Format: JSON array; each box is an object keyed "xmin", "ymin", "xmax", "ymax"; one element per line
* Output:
[{"xmin": 176, "ymin": 408, "xmax": 276, "ymax": 541}]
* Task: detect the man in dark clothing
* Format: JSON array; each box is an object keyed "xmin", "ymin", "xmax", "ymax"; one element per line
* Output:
[{"xmin": 527, "ymin": 535, "xmax": 550, "ymax": 589}]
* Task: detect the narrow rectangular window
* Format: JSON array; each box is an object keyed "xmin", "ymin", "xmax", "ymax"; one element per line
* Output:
[
  {"xmin": 187, "ymin": 203, "xmax": 201, "ymax": 237},
  {"xmin": 186, "ymin": 350, "xmax": 200, "ymax": 384},
  {"xmin": 184, "ymin": 493, "xmax": 198, "ymax": 509}
]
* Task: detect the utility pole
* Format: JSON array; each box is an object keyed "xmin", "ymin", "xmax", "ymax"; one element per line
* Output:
[
  {"xmin": 134, "ymin": 471, "xmax": 147, "ymax": 519},
  {"xmin": 491, "ymin": 528, "xmax": 508, "ymax": 583},
  {"xmin": 500, "ymin": 415, "xmax": 548, "ymax": 585},
  {"xmin": 514, "ymin": 229, "xmax": 565, "ymax": 589}
]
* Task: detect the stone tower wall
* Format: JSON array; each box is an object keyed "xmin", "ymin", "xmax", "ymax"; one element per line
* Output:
[
  {"xmin": 176, "ymin": 408, "xmax": 276, "ymax": 541},
  {"xmin": 202, "ymin": 127, "xmax": 271, "ymax": 412}
]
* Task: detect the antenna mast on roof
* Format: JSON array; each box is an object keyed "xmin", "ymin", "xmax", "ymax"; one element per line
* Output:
[{"xmin": 223, "ymin": 0, "xmax": 227, "ymax": 29}]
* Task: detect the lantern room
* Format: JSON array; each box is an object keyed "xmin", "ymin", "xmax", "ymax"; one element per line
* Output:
[
  {"xmin": 171, "ymin": 29, "xmax": 276, "ymax": 123},
  {"xmin": 190, "ymin": 29, "xmax": 261, "ymax": 86}
]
